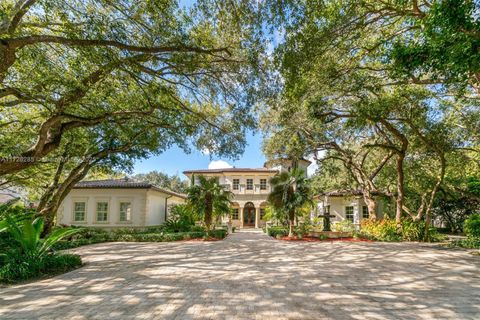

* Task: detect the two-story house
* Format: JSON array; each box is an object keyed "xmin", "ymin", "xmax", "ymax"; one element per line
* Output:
[{"xmin": 183, "ymin": 158, "xmax": 311, "ymax": 228}]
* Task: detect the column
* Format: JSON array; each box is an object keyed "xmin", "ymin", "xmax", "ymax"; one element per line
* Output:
[
  {"xmin": 353, "ymin": 198, "xmax": 361, "ymax": 230},
  {"xmin": 255, "ymin": 207, "xmax": 260, "ymax": 228},
  {"xmin": 240, "ymin": 206, "xmax": 244, "ymax": 228}
]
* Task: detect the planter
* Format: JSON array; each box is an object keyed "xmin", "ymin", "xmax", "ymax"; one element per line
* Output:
[{"xmin": 308, "ymin": 231, "xmax": 352, "ymax": 239}]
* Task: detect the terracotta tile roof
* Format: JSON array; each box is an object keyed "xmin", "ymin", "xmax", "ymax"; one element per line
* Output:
[
  {"xmin": 73, "ymin": 179, "xmax": 186, "ymax": 199},
  {"xmin": 315, "ymin": 189, "xmax": 382, "ymax": 197},
  {"xmin": 183, "ymin": 168, "xmax": 278, "ymax": 174}
]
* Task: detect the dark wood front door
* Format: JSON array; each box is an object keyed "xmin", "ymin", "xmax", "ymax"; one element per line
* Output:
[{"xmin": 243, "ymin": 207, "xmax": 255, "ymax": 226}]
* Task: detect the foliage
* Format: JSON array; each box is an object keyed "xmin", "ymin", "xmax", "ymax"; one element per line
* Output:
[
  {"xmin": 268, "ymin": 168, "xmax": 312, "ymax": 237},
  {"xmin": 331, "ymin": 220, "xmax": 356, "ymax": 233},
  {"xmin": 265, "ymin": 226, "xmax": 289, "ymax": 238},
  {"xmin": 261, "ymin": 205, "xmax": 288, "ymax": 226},
  {"xmin": 450, "ymin": 237, "xmax": 480, "ymax": 249},
  {"xmin": 296, "ymin": 221, "xmax": 312, "ymax": 237},
  {"xmin": 360, "ymin": 218, "xmax": 445, "ymax": 242},
  {"xmin": 163, "ymin": 204, "xmax": 197, "ymax": 233},
  {"xmin": 0, "ymin": 252, "xmax": 81, "ymax": 284},
  {"xmin": 133, "ymin": 171, "xmax": 188, "ymax": 193},
  {"xmin": 1, "ymin": 216, "xmax": 80, "ymax": 260},
  {"xmin": 464, "ymin": 214, "xmax": 480, "ymax": 238},
  {"xmin": 52, "ymin": 227, "xmax": 227, "ymax": 250},
  {"xmin": 261, "ymin": 0, "xmax": 480, "ymax": 230},
  {"xmin": 187, "ymin": 175, "xmax": 232, "ymax": 230}
]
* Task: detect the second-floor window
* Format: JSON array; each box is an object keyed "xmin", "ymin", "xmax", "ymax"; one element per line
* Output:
[
  {"xmin": 260, "ymin": 179, "xmax": 267, "ymax": 190},
  {"xmin": 246, "ymin": 179, "xmax": 253, "ymax": 190},
  {"xmin": 233, "ymin": 179, "xmax": 240, "ymax": 190}
]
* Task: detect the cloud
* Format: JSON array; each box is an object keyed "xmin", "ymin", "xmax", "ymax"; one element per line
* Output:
[
  {"xmin": 306, "ymin": 151, "xmax": 326, "ymax": 177},
  {"xmin": 208, "ymin": 160, "xmax": 233, "ymax": 169}
]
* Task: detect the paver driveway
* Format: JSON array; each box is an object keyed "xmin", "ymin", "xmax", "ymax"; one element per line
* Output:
[{"xmin": 1, "ymin": 230, "xmax": 479, "ymax": 320}]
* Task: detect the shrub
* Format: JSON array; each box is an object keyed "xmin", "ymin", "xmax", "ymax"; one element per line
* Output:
[
  {"xmin": 266, "ymin": 227, "xmax": 288, "ymax": 238},
  {"xmin": 0, "ymin": 252, "xmax": 81, "ymax": 283},
  {"xmin": 360, "ymin": 218, "xmax": 444, "ymax": 242},
  {"xmin": 189, "ymin": 225, "xmax": 205, "ymax": 232},
  {"xmin": 207, "ymin": 229, "xmax": 227, "ymax": 239},
  {"xmin": 360, "ymin": 218, "xmax": 401, "ymax": 241},
  {"xmin": 464, "ymin": 214, "xmax": 480, "ymax": 238},
  {"xmin": 332, "ymin": 220, "xmax": 355, "ymax": 233}
]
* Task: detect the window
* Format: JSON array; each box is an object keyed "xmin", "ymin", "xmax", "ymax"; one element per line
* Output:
[
  {"xmin": 260, "ymin": 179, "xmax": 267, "ymax": 190},
  {"xmin": 345, "ymin": 206, "xmax": 354, "ymax": 222},
  {"xmin": 231, "ymin": 208, "xmax": 239, "ymax": 220},
  {"xmin": 119, "ymin": 202, "xmax": 132, "ymax": 222},
  {"xmin": 233, "ymin": 179, "xmax": 240, "ymax": 190},
  {"xmin": 246, "ymin": 179, "xmax": 253, "ymax": 190},
  {"xmin": 96, "ymin": 202, "xmax": 109, "ymax": 222},
  {"xmin": 362, "ymin": 206, "xmax": 369, "ymax": 219},
  {"xmin": 74, "ymin": 202, "xmax": 86, "ymax": 222},
  {"xmin": 260, "ymin": 208, "xmax": 266, "ymax": 220}
]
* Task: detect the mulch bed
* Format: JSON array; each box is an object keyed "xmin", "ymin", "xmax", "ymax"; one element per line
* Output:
[
  {"xmin": 278, "ymin": 236, "xmax": 374, "ymax": 242},
  {"xmin": 182, "ymin": 237, "xmax": 223, "ymax": 242}
]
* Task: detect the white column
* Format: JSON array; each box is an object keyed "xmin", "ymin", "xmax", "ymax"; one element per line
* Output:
[
  {"xmin": 240, "ymin": 206, "xmax": 244, "ymax": 228},
  {"xmin": 354, "ymin": 198, "xmax": 361, "ymax": 230},
  {"xmin": 255, "ymin": 207, "xmax": 259, "ymax": 228}
]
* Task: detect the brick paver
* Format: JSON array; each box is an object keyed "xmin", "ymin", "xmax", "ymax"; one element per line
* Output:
[{"xmin": 1, "ymin": 229, "xmax": 479, "ymax": 319}]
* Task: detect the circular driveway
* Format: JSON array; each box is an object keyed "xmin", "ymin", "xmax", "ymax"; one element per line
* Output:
[{"xmin": 1, "ymin": 230, "xmax": 479, "ymax": 319}]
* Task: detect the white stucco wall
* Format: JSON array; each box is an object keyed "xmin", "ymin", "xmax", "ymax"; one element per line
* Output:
[
  {"xmin": 315, "ymin": 196, "xmax": 384, "ymax": 224},
  {"xmin": 58, "ymin": 188, "xmax": 148, "ymax": 227},
  {"xmin": 58, "ymin": 188, "xmax": 186, "ymax": 228}
]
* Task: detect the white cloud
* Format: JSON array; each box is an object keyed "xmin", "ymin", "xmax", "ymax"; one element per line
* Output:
[
  {"xmin": 208, "ymin": 160, "xmax": 233, "ymax": 169},
  {"xmin": 306, "ymin": 151, "xmax": 326, "ymax": 177}
]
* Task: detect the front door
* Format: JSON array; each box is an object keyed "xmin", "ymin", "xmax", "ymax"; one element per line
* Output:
[{"xmin": 243, "ymin": 207, "xmax": 255, "ymax": 226}]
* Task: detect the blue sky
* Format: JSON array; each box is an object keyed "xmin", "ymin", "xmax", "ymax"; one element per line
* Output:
[{"xmin": 133, "ymin": 130, "xmax": 267, "ymax": 176}]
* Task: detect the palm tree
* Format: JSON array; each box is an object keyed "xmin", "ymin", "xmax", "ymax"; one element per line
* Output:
[
  {"xmin": 187, "ymin": 175, "xmax": 232, "ymax": 231},
  {"xmin": 268, "ymin": 168, "xmax": 312, "ymax": 237}
]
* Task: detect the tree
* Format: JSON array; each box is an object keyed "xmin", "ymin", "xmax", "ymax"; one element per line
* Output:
[
  {"xmin": 268, "ymin": 168, "xmax": 312, "ymax": 237},
  {"xmin": 133, "ymin": 171, "xmax": 188, "ymax": 193},
  {"xmin": 0, "ymin": 0, "xmax": 262, "ymax": 176},
  {"xmin": 260, "ymin": 0, "xmax": 479, "ymax": 239},
  {"xmin": 186, "ymin": 175, "xmax": 232, "ymax": 231}
]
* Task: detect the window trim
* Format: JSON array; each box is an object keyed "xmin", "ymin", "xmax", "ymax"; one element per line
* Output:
[
  {"xmin": 260, "ymin": 178, "xmax": 267, "ymax": 190},
  {"xmin": 119, "ymin": 201, "xmax": 132, "ymax": 223},
  {"xmin": 362, "ymin": 205, "xmax": 369, "ymax": 219},
  {"xmin": 232, "ymin": 178, "xmax": 240, "ymax": 190},
  {"xmin": 246, "ymin": 178, "xmax": 254, "ymax": 190},
  {"xmin": 345, "ymin": 206, "xmax": 354, "ymax": 222},
  {"xmin": 71, "ymin": 198, "xmax": 88, "ymax": 224},
  {"xmin": 231, "ymin": 208, "xmax": 239, "ymax": 220},
  {"xmin": 95, "ymin": 199, "xmax": 110, "ymax": 223},
  {"xmin": 260, "ymin": 208, "xmax": 266, "ymax": 220},
  {"xmin": 73, "ymin": 201, "xmax": 87, "ymax": 223}
]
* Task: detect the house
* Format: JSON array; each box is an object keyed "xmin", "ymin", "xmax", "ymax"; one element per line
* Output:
[
  {"xmin": 183, "ymin": 158, "xmax": 311, "ymax": 228},
  {"xmin": 56, "ymin": 178, "xmax": 186, "ymax": 229},
  {"xmin": 313, "ymin": 190, "xmax": 384, "ymax": 228}
]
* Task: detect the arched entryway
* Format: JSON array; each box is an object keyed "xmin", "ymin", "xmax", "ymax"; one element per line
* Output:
[{"xmin": 243, "ymin": 202, "xmax": 255, "ymax": 227}]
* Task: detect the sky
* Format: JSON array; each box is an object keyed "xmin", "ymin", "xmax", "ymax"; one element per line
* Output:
[
  {"xmin": 133, "ymin": 130, "xmax": 319, "ymax": 178},
  {"xmin": 133, "ymin": 130, "xmax": 267, "ymax": 177}
]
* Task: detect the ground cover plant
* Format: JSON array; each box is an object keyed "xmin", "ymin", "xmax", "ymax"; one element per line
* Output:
[
  {"xmin": 53, "ymin": 226, "xmax": 228, "ymax": 250},
  {"xmin": 0, "ymin": 202, "xmax": 82, "ymax": 283}
]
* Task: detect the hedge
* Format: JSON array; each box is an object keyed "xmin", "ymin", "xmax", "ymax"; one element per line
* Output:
[{"xmin": 52, "ymin": 228, "xmax": 228, "ymax": 250}]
